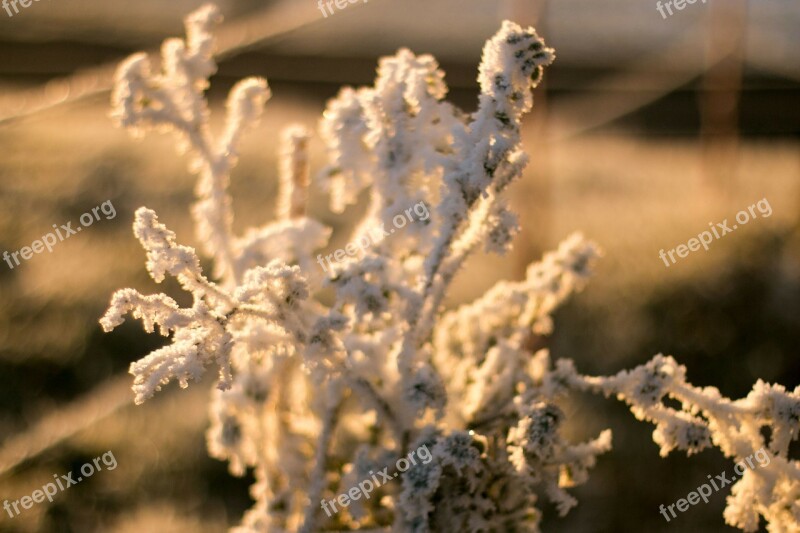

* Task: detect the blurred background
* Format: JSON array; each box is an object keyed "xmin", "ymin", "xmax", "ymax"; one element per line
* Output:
[{"xmin": 0, "ymin": 0, "xmax": 798, "ymax": 531}]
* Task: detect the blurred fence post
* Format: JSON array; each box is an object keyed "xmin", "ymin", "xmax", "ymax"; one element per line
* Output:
[{"xmin": 699, "ymin": 0, "xmax": 747, "ymax": 192}]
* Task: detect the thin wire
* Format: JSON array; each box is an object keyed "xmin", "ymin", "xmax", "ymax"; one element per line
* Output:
[
  {"xmin": 0, "ymin": 0, "xmax": 338, "ymax": 126},
  {"xmin": 0, "ymin": 374, "xmax": 132, "ymax": 477},
  {"xmin": 548, "ymin": 24, "xmax": 708, "ymax": 141}
]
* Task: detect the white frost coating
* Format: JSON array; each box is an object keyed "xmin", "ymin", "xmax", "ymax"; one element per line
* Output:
[
  {"xmin": 103, "ymin": 5, "xmax": 799, "ymax": 532},
  {"xmin": 557, "ymin": 355, "xmax": 800, "ymax": 531}
]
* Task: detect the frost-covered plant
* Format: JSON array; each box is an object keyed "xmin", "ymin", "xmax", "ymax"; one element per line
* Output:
[{"xmin": 101, "ymin": 4, "xmax": 800, "ymax": 532}]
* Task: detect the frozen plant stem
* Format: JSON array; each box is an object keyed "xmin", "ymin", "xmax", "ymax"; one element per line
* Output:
[
  {"xmin": 102, "ymin": 5, "xmax": 799, "ymax": 532},
  {"xmin": 278, "ymin": 126, "xmax": 311, "ymax": 221},
  {"xmin": 299, "ymin": 395, "xmax": 342, "ymax": 533}
]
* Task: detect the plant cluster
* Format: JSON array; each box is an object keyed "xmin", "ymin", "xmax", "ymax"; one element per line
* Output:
[{"xmin": 101, "ymin": 5, "xmax": 800, "ymax": 531}]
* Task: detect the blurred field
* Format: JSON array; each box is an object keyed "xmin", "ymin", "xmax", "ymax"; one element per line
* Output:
[{"xmin": 0, "ymin": 0, "xmax": 798, "ymax": 531}]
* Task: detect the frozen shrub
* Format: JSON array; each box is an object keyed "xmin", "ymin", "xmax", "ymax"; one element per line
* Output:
[{"xmin": 101, "ymin": 4, "xmax": 799, "ymax": 531}]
